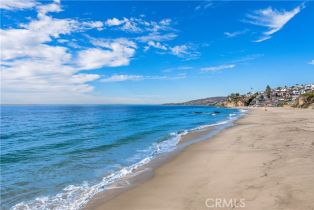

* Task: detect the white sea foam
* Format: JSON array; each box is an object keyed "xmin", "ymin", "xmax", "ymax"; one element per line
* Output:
[
  {"xmin": 11, "ymin": 134, "xmax": 183, "ymax": 210},
  {"xmin": 12, "ymin": 112, "xmax": 242, "ymax": 210},
  {"xmin": 191, "ymin": 120, "xmax": 230, "ymax": 131},
  {"xmin": 12, "ymin": 157, "xmax": 153, "ymax": 210}
]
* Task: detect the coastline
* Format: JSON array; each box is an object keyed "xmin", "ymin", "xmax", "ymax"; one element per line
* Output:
[
  {"xmin": 6, "ymin": 106, "xmax": 241, "ymax": 210},
  {"xmin": 85, "ymin": 107, "xmax": 314, "ymax": 210},
  {"xmin": 83, "ymin": 109, "xmax": 244, "ymax": 210}
]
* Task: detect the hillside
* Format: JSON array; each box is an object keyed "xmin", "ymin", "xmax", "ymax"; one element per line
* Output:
[
  {"xmin": 164, "ymin": 97, "xmax": 226, "ymax": 106},
  {"xmin": 164, "ymin": 84, "xmax": 314, "ymax": 109}
]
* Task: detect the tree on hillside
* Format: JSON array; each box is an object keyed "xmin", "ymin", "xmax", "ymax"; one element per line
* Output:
[
  {"xmin": 260, "ymin": 94, "xmax": 264, "ymax": 101},
  {"xmin": 265, "ymin": 85, "xmax": 271, "ymax": 98}
]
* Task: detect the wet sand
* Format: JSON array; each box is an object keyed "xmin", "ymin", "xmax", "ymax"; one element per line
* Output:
[{"xmin": 86, "ymin": 107, "xmax": 314, "ymax": 210}]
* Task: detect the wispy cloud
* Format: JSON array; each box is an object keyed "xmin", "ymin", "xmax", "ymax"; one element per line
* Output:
[
  {"xmin": 231, "ymin": 54, "xmax": 264, "ymax": 63},
  {"xmin": 195, "ymin": 1, "xmax": 213, "ymax": 11},
  {"xmin": 309, "ymin": 60, "xmax": 314, "ymax": 65},
  {"xmin": 102, "ymin": 74, "xmax": 186, "ymax": 83},
  {"xmin": 170, "ymin": 45, "xmax": 188, "ymax": 56},
  {"xmin": 224, "ymin": 29, "xmax": 248, "ymax": 38},
  {"xmin": 254, "ymin": 36, "xmax": 272, "ymax": 43},
  {"xmin": 104, "ymin": 17, "xmax": 172, "ymax": 33},
  {"xmin": 162, "ymin": 66, "xmax": 193, "ymax": 73},
  {"xmin": 170, "ymin": 44, "xmax": 200, "ymax": 59},
  {"xmin": 144, "ymin": 41, "xmax": 168, "ymax": 51},
  {"xmin": 104, "ymin": 17, "xmax": 197, "ymax": 59},
  {"xmin": 201, "ymin": 64, "xmax": 235, "ymax": 72},
  {"xmin": 143, "ymin": 41, "xmax": 200, "ymax": 60},
  {"xmin": 102, "ymin": 75, "xmax": 144, "ymax": 82},
  {"xmin": 199, "ymin": 54, "xmax": 261, "ymax": 74},
  {"xmin": 246, "ymin": 4, "xmax": 305, "ymax": 42},
  {"xmin": 137, "ymin": 32, "xmax": 177, "ymax": 43}
]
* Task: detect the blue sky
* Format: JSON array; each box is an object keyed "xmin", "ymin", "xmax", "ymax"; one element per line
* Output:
[{"xmin": 1, "ymin": 0, "xmax": 314, "ymax": 104}]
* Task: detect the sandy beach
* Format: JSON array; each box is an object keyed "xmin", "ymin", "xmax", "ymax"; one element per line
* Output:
[{"xmin": 87, "ymin": 107, "xmax": 314, "ymax": 210}]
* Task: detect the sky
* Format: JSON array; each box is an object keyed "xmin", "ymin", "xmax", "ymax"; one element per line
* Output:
[{"xmin": 1, "ymin": 0, "xmax": 314, "ymax": 104}]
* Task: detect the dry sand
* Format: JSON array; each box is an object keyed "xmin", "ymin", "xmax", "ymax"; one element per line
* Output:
[{"xmin": 87, "ymin": 108, "xmax": 314, "ymax": 210}]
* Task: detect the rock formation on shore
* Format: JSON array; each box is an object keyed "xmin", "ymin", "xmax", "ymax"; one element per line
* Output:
[{"xmin": 293, "ymin": 92, "xmax": 314, "ymax": 108}]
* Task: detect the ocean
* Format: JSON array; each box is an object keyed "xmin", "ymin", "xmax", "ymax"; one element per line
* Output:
[{"xmin": 0, "ymin": 105, "xmax": 243, "ymax": 210}]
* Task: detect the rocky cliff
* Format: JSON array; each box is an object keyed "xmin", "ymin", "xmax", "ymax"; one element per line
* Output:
[
  {"xmin": 293, "ymin": 92, "xmax": 314, "ymax": 109},
  {"xmin": 222, "ymin": 93, "xmax": 257, "ymax": 107}
]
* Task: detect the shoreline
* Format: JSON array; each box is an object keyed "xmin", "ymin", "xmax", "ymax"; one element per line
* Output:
[
  {"xmin": 6, "ymin": 106, "xmax": 242, "ymax": 210},
  {"xmin": 84, "ymin": 110, "xmax": 245, "ymax": 210},
  {"xmin": 85, "ymin": 107, "xmax": 314, "ymax": 210}
]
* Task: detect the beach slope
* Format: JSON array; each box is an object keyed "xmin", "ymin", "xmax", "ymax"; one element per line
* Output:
[{"xmin": 89, "ymin": 108, "xmax": 314, "ymax": 210}]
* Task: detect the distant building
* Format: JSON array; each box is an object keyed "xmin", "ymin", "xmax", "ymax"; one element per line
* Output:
[{"xmin": 241, "ymin": 83, "xmax": 313, "ymax": 107}]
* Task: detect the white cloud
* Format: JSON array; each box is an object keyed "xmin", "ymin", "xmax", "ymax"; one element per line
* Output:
[
  {"xmin": 201, "ymin": 64, "xmax": 235, "ymax": 72},
  {"xmin": 104, "ymin": 17, "xmax": 197, "ymax": 59},
  {"xmin": 224, "ymin": 29, "xmax": 248, "ymax": 38},
  {"xmin": 144, "ymin": 41, "xmax": 168, "ymax": 51},
  {"xmin": 104, "ymin": 17, "xmax": 172, "ymax": 33},
  {"xmin": 246, "ymin": 4, "xmax": 304, "ymax": 42},
  {"xmin": 254, "ymin": 36, "xmax": 272, "ymax": 43},
  {"xmin": 37, "ymin": 0, "xmax": 62, "ymax": 17},
  {"xmin": 105, "ymin": 17, "xmax": 125, "ymax": 26},
  {"xmin": 177, "ymin": 66, "xmax": 193, "ymax": 70},
  {"xmin": 170, "ymin": 45, "xmax": 188, "ymax": 56},
  {"xmin": 149, "ymin": 18, "xmax": 172, "ymax": 32},
  {"xmin": 231, "ymin": 54, "xmax": 264, "ymax": 63},
  {"xmin": 1, "ymin": 1, "xmax": 196, "ymax": 104},
  {"xmin": 77, "ymin": 39, "xmax": 136, "ymax": 70},
  {"xmin": 2, "ymin": 59, "xmax": 98, "ymax": 94},
  {"xmin": 121, "ymin": 19, "xmax": 142, "ymax": 33},
  {"xmin": 137, "ymin": 32, "xmax": 177, "ymax": 42},
  {"xmin": 102, "ymin": 74, "xmax": 186, "ymax": 83},
  {"xmin": 0, "ymin": 0, "xmax": 37, "ymax": 10},
  {"xmin": 195, "ymin": 1, "xmax": 213, "ymax": 11},
  {"xmin": 70, "ymin": 74, "xmax": 101, "ymax": 84},
  {"xmin": 162, "ymin": 66, "xmax": 193, "ymax": 73},
  {"xmin": 81, "ymin": 21, "xmax": 104, "ymax": 31},
  {"xmin": 137, "ymin": 32, "xmax": 194, "ymax": 58},
  {"xmin": 170, "ymin": 44, "xmax": 199, "ymax": 59},
  {"xmin": 105, "ymin": 17, "xmax": 141, "ymax": 33},
  {"xmin": 1, "ymin": 17, "xmax": 78, "ymax": 61},
  {"xmin": 309, "ymin": 60, "xmax": 314, "ymax": 65},
  {"xmin": 1, "ymin": 0, "xmax": 137, "ymax": 103},
  {"xmin": 102, "ymin": 75, "xmax": 144, "ymax": 82},
  {"xmin": 140, "ymin": 39, "xmax": 199, "ymax": 59}
]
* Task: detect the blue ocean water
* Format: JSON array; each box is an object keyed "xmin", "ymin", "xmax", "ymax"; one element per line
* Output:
[{"xmin": 1, "ymin": 105, "xmax": 242, "ymax": 210}]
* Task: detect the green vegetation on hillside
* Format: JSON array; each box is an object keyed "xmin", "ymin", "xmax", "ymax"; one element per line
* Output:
[{"xmin": 301, "ymin": 92, "xmax": 314, "ymax": 99}]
